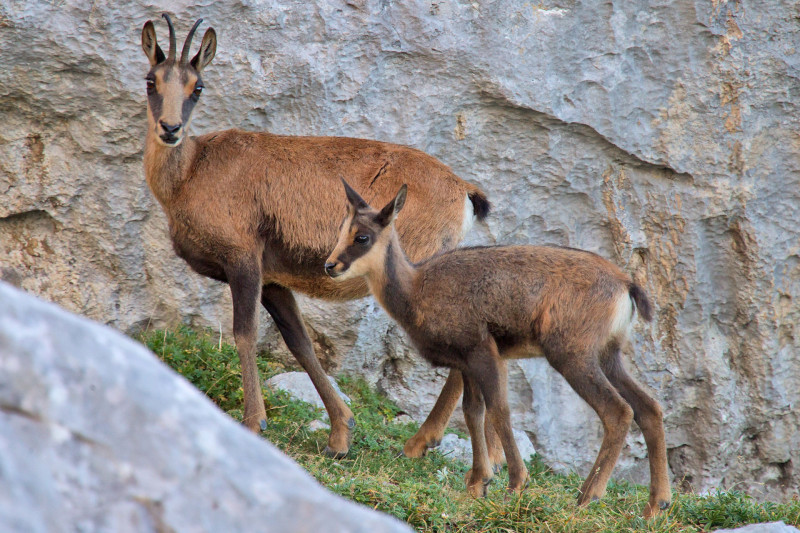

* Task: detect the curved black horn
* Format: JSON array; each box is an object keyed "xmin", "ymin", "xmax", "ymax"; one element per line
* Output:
[
  {"xmin": 180, "ymin": 19, "xmax": 204, "ymax": 66},
  {"xmin": 162, "ymin": 13, "xmax": 176, "ymax": 62}
]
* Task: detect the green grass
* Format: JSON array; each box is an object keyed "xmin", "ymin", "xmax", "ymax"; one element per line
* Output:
[{"xmin": 137, "ymin": 327, "xmax": 800, "ymax": 532}]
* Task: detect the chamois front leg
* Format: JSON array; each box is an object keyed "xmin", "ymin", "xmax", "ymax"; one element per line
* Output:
[
  {"xmin": 600, "ymin": 346, "xmax": 671, "ymax": 517},
  {"xmin": 403, "ymin": 369, "xmax": 462, "ymax": 457},
  {"xmin": 469, "ymin": 349, "xmax": 528, "ymax": 493},
  {"xmin": 462, "ymin": 374, "xmax": 493, "ymax": 497},
  {"xmin": 403, "ymin": 369, "xmax": 506, "ymax": 472},
  {"xmin": 228, "ymin": 259, "xmax": 267, "ymax": 432},
  {"xmin": 260, "ymin": 283, "xmax": 355, "ymax": 458}
]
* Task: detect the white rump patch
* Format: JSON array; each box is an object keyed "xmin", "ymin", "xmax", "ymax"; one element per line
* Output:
[
  {"xmin": 608, "ymin": 290, "xmax": 635, "ymax": 340},
  {"xmin": 460, "ymin": 193, "xmax": 476, "ymax": 240}
]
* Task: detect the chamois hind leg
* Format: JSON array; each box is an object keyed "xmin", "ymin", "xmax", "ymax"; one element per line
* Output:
[
  {"xmin": 403, "ymin": 369, "xmax": 505, "ymax": 471},
  {"xmin": 551, "ymin": 354, "xmax": 633, "ymax": 506},
  {"xmin": 260, "ymin": 283, "xmax": 355, "ymax": 458},
  {"xmin": 462, "ymin": 373, "xmax": 493, "ymax": 497},
  {"xmin": 468, "ymin": 347, "xmax": 528, "ymax": 493},
  {"xmin": 600, "ymin": 345, "xmax": 671, "ymax": 518},
  {"xmin": 227, "ymin": 258, "xmax": 267, "ymax": 433}
]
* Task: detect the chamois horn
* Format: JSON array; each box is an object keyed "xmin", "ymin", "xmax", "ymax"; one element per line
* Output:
[
  {"xmin": 161, "ymin": 13, "xmax": 176, "ymax": 62},
  {"xmin": 180, "ymin": 18, "xmax": 204, "ymax": 66}
]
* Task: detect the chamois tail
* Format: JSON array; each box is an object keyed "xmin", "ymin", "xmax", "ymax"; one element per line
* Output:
[
  {"xmin": 468, "ymin": 189, "xmax": 490, "ymax": 221},
  {"xmin": 629, "ymin": 283, "xmax": 653, "ymax": 322}
]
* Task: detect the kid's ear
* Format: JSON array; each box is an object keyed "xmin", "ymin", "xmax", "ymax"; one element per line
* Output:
[
  {"xmin": 376, "ymin": 184, "xmax": 407, "ymax": 227},
  {"xmin": 341, "ymin": 178, "xmax": 370, "ymax": 210}
]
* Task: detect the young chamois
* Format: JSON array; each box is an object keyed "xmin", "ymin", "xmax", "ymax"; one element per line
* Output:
[
  {"xmin": 139, "ymin": 15, "xmax": 492, "ymax": 458},
  {"xmin": 325, "ymin": 181, "xmax": 672, "ymax": 518}
]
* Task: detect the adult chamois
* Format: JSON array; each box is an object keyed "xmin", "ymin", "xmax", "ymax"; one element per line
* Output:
[
  {"xmin": 139, "ymin": 14, "xmax": 491, "ymax": 458},
  {"xmin": 325, "ymin": 181, "xmax": 671, "ymax": 518}
]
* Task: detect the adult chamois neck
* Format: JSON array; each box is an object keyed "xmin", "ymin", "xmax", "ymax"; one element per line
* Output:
[
  {"xmin": 143, "ymin": 128, "xmax": 198, "ymax": 207},
  {"xmin": 366, "ymin": 231, "xmax": 419, "ymax": 327}
]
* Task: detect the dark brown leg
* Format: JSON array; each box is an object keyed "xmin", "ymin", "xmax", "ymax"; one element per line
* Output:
[
  {"xmin": 260, "ymin": 283, "xmax": 354, "ymax": 458},
  {"xmin": 468, "ymin": 349, "xmax": 528, "ymax": 493},
  {"xmin": 484, "ymin": 409, "xmax": 506, "ymax": 473},
  {"xmin": 551, "ymin": 355, "xmax": 634, "ymax": 505},
  {"xmin": 462, "ymin": 373, "xmax": 493, "ymax": 497},
  {"xmin": 403, "ymin": 368, "xmax": 505, "ymax": 471},
  {"xmin": 601, "ymin": 346, "xmax": 671, "ymax": 517},
  {"xmin": 403, "ymin": 369, "xmax": 462, "ymax": 457},
  {"xmin": 227, "ymin": 259, "xmax": 266, "ymax": 432}
]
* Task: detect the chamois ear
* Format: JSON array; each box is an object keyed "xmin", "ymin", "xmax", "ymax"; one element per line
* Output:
[
  {"xmin": 341, "ymin": 178, "xmax": 369, "ymax": 210},
  {"xmin": 376, "ymin": 184, "xmax": 407, "ymax": 227},
  {"xmin": 142, "ymin": 20, "xmax": 166, "ymax": 66},
  {"xmin": 191, "ymin": 27, "xmax": 217, "ymax": 71}
]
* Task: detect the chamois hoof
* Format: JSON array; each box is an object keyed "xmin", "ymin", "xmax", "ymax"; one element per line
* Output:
[
  {"xmin": 465, "ymin": 470, "xmax": 493, "ymax": 498},
  {"xmin": 576, "ymin": 490, "xmax": 603, "ymax": 507},
  {"xmin": 324, "ymin": 446, "xmax": 349, "ymax": 459},
  {"xmin": 242, "ymin": 419, "xmax": 268, "ymax": 433},
  {"xmin": 643, "ymin": 499, "xmax": 672, "ymax": 519},
  {"xmin": 347, "ymin": 417, "xmax": 356, "ymax": 429},
  {"xmin": 507, "ymin": 474, "xmax": 530, "ymax": 493},
  {"xmin": 402, "ymin": 433, "xmax": 442, "ymax": 458}
]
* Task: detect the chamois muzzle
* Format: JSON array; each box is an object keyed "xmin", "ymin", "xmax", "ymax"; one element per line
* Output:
[
  {"xmin": 159, "ymin": 120, "xmax": 183, "ymax": 144},
  {"xmin": 324, "ymin": 261, "xmax": 343, "ymax": 278}
]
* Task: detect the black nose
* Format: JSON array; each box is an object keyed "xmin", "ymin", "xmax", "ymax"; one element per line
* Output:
[
  {"xmin": 159, "ymin": 121, "xmax": 182, "ymax": 135},
  {"xmin": 324, "ymin": 262, "xmax": 336, "ymax": 274}
]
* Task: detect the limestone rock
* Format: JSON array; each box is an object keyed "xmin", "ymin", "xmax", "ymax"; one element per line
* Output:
[
  {"xmin": 435, "ymin": 430, "xmax": 536, "ymax": 465},
  {"xmin": 0, "ymin": 282, "xmax": 410, "ymax": 533},
  {"xmin": 715, "ymin": 523, "xmax": 800, "ymax": 533},
  {"xmin": 1, "ymin": 0, "xmax": 799, "ymax": 502},
  {"xmin": 307, "ymin": 420, "xmax": 331, "ymax": 433},
  {"xmin": 266, "ymin": 371, "xmax": 351, "ymax": 413},
  {"xmin": 391, "ymin": 414, "xmax": 415, "ymax": 426}
]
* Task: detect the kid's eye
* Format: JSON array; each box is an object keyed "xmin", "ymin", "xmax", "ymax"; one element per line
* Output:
[
  {"xmin": 355, "ymin": 235, "xmax": 370, "ymax": 245},
  {"xmin": 193, "ymin": 84, "xmax": 203, "ymax": 97}
]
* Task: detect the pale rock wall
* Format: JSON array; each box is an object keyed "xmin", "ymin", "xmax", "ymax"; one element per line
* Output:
[{"xmin": 1, "ymin": 0, "xmax": 798, "ymax": 501}]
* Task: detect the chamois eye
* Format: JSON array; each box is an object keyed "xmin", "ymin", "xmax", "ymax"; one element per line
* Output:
[
  {"xmin": 193, "ymin": 84, "xmax": 203, "ymax": 98},
  {"xmin": 145, "ymin": 78, "xmax": 155, "ymax": 93},
  {"xmin": 354, "ymin": 235, "xmax": 370, "ymax": 245}
]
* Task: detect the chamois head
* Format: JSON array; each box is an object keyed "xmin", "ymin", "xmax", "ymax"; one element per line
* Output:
[
  {"xmin": 325, "ymin": 179, "xmax": 407, "ymax": 280},
  {"xmin": 141, "ymin": 14, "xmax": 217, "ymax": 147}
]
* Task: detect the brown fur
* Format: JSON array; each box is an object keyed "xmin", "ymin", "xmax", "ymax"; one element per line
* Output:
[
  {"xmin": 140, "ymin": 16, "xmax": 488, "ymax": 456},
  {"xmin": 326, "ymin": 184, "xmax": 672, "ymax": 518}
]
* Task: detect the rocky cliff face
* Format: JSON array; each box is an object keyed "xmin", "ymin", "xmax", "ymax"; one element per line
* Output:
[{"xmin": 1, "ymin": 1, "xmax": 797, "ymax": 501}]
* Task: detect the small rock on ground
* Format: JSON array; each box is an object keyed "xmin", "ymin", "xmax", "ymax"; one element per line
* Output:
[
  {"xmin": 265, "ymin": 372, "xmax": 351, "ymax": 419},
  {"xmin": 715, "ymin": 522, "xmax": 800, "ymax": 533},
  {"xmin": 307, "ymin": 420, "xmax": 331, "ymax": 432},
  {"xmin": 435, "ymin": 429, "xmax": 536, "ymax": 464},
  {"xmin": 391, "ymin": 414, "xmax": 415, "ymax": 425}
]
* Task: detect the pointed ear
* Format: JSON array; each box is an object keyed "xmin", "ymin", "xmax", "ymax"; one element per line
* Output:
[
  {"xmin": 142, "ymin": 20, "xmax": 165, "ymax": 66},
  {"xmin": 376, "ymin": 184, "xmax": 407, "ymax": 227},
  {"xmin": 341, "ymin": 178, "xmax": 369, "ymax": 210},
  {"xmin": 191, "ymin": 28, "xmax": 217, "ymax": 71}
]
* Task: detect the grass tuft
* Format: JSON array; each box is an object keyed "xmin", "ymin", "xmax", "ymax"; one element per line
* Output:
[{"xmin": 137, "ymin": 327, "xmax": 800, "ymax": 532}]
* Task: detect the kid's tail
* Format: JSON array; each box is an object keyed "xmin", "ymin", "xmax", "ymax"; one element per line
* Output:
[{"xmin": 629, "ymin": 283, "xmax": 653, "ymax": 322}]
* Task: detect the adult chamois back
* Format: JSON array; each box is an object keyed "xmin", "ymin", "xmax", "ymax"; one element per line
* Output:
[
  {"xmin": 325, "ymin": 181, "xmax": 671, "ymax": 518},
  {"xmin": 140, "ymin": 14, "xmax": 489, "ymax": 457}
]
